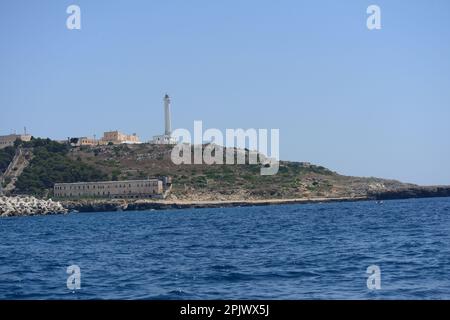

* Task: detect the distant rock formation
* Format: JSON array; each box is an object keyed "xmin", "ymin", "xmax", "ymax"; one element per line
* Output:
[
  {"xmin": 0, "ymin": 196, "xmax": 67, "ymax": 217},
  {"xmin": 369, "ymin": 186, "xmax": 450, "ymax": 200}
]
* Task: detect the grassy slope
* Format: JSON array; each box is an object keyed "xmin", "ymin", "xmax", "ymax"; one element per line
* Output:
[
  {"xmin": 64, "ymin": 143, "xmax": 412, "ymax": 201},
  {"xmin": 2, "ymin": 139, "xmax": 412, "ymax": 199}
]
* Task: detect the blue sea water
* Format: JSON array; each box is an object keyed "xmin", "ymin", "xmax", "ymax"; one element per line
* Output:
[{"xmin": 1, "ymin": 197, "xmax": 450, "ymax": 300}]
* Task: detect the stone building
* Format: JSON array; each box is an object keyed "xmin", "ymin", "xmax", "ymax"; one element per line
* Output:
[
  {"xmin": 0, "ymin": 134, "xmax": 32, "ymax": 149},
  {"xmin": 54, "ymin": 179, "xmax": 163, "ymax": 199},
  {"xmin": 101, "ymin": 131, "xmax": 141, "ymax": 145},
  {"xmin": 79, "ymin": 137, "xmax": 96, "ymax": 146},
  {"xmin": 69, "ymin": 137, "xmax": 97, "ymax": 146}
]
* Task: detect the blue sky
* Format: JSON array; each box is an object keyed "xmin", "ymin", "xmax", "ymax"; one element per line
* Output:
[{"xmin": 1, "ymin": 0, "xmax": 450, "ymax": 185}]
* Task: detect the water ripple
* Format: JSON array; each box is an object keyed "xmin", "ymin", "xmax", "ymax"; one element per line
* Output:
[{"xmin": 1, "ymin": 197, "xmax": 450, "ymax": 299}]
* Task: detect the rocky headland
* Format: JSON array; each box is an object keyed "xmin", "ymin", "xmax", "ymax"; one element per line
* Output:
[{"xmin": 1, "ymin": 140, "xmax": 450, "ymax": 216}]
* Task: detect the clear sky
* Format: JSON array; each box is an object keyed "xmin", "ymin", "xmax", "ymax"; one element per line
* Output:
[{"xmin": 1, "ymin": 0, "xmax": 450, "ymax": 185}]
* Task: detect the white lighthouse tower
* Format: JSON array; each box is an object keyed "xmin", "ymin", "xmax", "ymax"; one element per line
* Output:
[
  {"xmin": 164, "ymin": 94, "xmax": 172, "ymax": 136},
  {"xmin": 151, "ymin": 94, "xmax": 177, "ymax": 144}
]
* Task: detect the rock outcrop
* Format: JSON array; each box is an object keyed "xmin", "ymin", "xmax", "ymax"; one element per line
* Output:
[
  {"xmin": 369, "ymin": 186, "xmax": 450, "ymax": 200},
  {"xmin": 61, "ymin": 196, "xmax": 369, "ymax": 213},
  {"xmin": 0, "ymin": 196, "xmax": 68, "ymax": 217}
]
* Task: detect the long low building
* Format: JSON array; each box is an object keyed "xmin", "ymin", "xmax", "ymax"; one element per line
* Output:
[{"xmin": 54, "ymin": 179, "xmax": 164, "ymax": 199}]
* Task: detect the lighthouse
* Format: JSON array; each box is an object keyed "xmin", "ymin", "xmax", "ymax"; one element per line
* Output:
[
  {"xmin": 150, "ymin": 94, "xmax": 177, "ymax": 144},
  {"xmin": 164, "ymin": 94, "xmax": 172, "ymax": 135}
]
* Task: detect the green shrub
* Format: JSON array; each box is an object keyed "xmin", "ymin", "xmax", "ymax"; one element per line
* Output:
[
  {"xmin": 14, "ymin": 139, "xmax": 107, "ymax": 196},
  {"xmin": 0, "ymin": 146, "xmax": 16, "ymax": 174}
]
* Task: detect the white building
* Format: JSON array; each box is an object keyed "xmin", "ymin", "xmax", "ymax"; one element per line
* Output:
[{"xmin": 151, "ymin": 94, "xmax": 177, "ymax": 145}]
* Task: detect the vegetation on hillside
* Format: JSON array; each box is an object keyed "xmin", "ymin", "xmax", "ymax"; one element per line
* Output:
[
  {"xmin": 0, "ymin": 146, "xmax": 16, "ymax": 174},
  {"xmin": 65, "ymin": 143, "xmax": 392, "ymax": 200},
  {"xmin": 13, "ymin": 138, "xmax": 107, "ymax": 196},
  {"xmin": 2, "ymin": 138, "xmax": 409, "ymax": 200}
]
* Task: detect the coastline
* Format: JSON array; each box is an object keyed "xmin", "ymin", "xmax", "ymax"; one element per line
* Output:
[
  {"xmin": 2, "ymin": 185, "xmax": 450, "ymax": 217},
  {"xmin": 62, "ymin": 196, "xmax": 371, "ymax": 213},
  {"xmin": 61, "ymin": 185, "xmax": 450, "ymax": 213}
]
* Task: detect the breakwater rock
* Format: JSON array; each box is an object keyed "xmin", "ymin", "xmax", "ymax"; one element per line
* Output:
[{"xmin": 0, "ymin": 196, "xmax": 68, "ymax": 217}]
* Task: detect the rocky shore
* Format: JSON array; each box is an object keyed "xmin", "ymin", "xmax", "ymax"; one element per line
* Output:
[
  {"xmin": 369, "ymin": 186, "xmax": 450, "ymax": 200},
  {"xmin": 0, "ymin": 196, "xmax": 68, "ymax": 217},
  {"xmin": 61, "ymin": 196, "xmax": 371, "ymax": 213},
  {"xmin": 61, "ymin": 186, "xmax": 450, "ymax": 213},
  {"xmin": 2, "ymin": 185, "xmax": 450, "ymax": 217}
]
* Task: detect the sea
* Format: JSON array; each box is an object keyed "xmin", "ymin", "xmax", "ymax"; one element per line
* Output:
[{"xmin": 1, "ymin": 197, "xmax": 450, "ymax": 300}]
